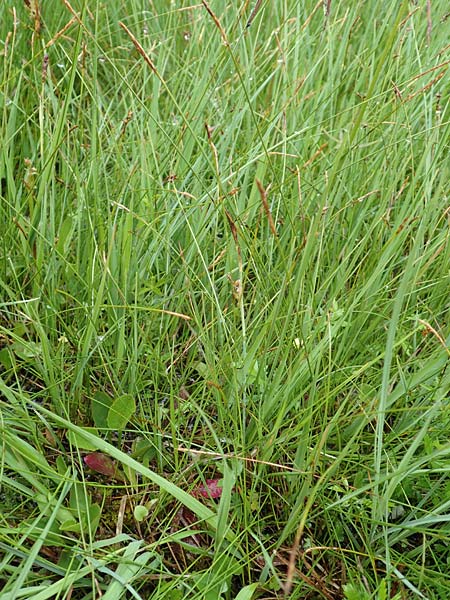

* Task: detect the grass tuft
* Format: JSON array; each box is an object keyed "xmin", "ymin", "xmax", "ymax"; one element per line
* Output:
[{"xmin": 1, "ymin": 1, "xmax": 449, "ymax": 598}]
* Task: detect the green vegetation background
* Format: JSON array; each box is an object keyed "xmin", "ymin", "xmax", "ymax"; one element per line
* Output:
[{"xmin": 0, "ymin": 1, "xmax": 449, "ymax": 598}]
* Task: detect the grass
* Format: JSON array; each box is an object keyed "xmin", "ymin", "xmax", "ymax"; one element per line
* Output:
[{"xmin": 0, "ymin": 0, "xmax": 449, "ymax": 598}]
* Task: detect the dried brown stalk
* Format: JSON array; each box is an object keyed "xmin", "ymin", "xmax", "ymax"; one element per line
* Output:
[
  {"xmin": 201, "ymin": 1, "xmax": 228, "ymax": 45},
  {"xmin": 256, "ymin": 179, "xmax": 278, "ymax": 238},
  {"xmin": 119, "ymin": 21, "xmax": 157, "ymax": 74}
]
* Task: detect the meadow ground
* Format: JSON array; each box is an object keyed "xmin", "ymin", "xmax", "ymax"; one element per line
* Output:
[{"xmin": 0, "ymin": 1, "xmax": 449, "ymax": 598}]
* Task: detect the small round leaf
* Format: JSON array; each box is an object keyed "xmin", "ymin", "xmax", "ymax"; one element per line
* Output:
[{"xmin": 134, "ymin": 505, "xmax": 149, "ymax": 522}]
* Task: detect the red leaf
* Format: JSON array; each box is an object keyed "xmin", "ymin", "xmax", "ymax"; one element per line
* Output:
[
  {"xmin": 194, "ymin": 478, "xmax": 223, "ymax": 499},
  {"xmin": 84, "ymin": 452, "xmax": 116, "ymax": 478}
]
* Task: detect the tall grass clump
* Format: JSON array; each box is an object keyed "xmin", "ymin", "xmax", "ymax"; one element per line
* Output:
[{"xmin": 0, "ymin": 0, "xmax": 449, "ymax": 598}]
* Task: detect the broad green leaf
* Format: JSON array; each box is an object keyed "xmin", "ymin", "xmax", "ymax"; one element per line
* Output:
[
  {"xmin": 92, "ymin": 390, "xmax": 113, "ymax": 428},
  {"xmin": 0, "ymin": 348, "xmax": 13, "ymax": 369},
  {"xmin": 67, "ymin": 427, "xmax": 101, "ymax": 451},
  {"xmin": 134, "ymin": 505, "xmax": 149, "ymax": 522},
  {"xmin": 234, "ymin": 584, "xmax": 259, "ymax": 600},
  {"xmin": 107, "ymin": 394, "xmax": 136, "ymax": 431},
  {"xmin": 10, "ymin": 341, "xmax": 42, "ymax": 360},
  {"xmin": 69, "ymin": 482, "xmax": 90, "ymax": 513},
  {"xmin": 86, "ymin": 503, "xmax": 101, "ymax": 536},
  {"xmin": 59, "ymin": 519, "xmax": 81, "ymax": 533}
]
